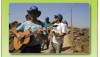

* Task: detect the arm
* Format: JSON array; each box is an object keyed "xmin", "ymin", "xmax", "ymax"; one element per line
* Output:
[
  {"xmin": 54, "ymin": 23, "xmax": 67, "ymax": 38},
  {"xmin": 11, "ymin": 27, "xmax": 20, "ymax": 38},
  {"xmin": 54, "ymin": 33, "xmax": 66, "ymax": 37},
  {"xmin": 11, "ymin": 22, "xmax": 25, "ymax": 37},
  {"xmin": 48, "ymin": 30, "xmax": 54, "ymax": 40}
]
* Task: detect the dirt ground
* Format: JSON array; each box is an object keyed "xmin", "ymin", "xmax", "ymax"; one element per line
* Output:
[
  {"xmin": 41, "ymin": 34, "xmax": 76, "ymax": 54},
  {"xmin": 41, "ymin": 33, "xmax": 89, "ymax": 54}
]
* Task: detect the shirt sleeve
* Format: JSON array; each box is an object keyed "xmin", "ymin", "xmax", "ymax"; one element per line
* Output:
[
  {"xmin": 16, "ymin": 22, "xmax": 25, "ymax": 31},
  {"xmin": 61, "ymin": 23, "xmax": 67, "ymax": 33},
  {"xmin": 43, "ymin": 22, "xmax": 45, "ymax": 27}
]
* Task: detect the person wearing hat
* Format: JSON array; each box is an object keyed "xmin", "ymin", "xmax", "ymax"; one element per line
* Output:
[
  {"xmin": 25, "ymin": 14, "xmax": 31, "ymax": 21},
  {"xmin": 12, "ymin": 6, "xmax": 44, "ymax": 53},
  {"xmin": 41, "ymin": 17, "xmax": 51, "ymax": 50},
  {"xmin": 48, "ymin": 14, "xmax": 67, "ymax": 53},
  {"xmin": 43, "ymin": 17, "xmax": 51, "ymax": 27}
]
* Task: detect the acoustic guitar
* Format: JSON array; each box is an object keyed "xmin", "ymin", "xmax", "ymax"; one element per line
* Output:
[
  {"xmin": 13, "ymin": 30, "xmax": 30, "ymax": 50},
  {"xmin": 13, "ymin": 25, "xmax": 58, "ymax": 50}
]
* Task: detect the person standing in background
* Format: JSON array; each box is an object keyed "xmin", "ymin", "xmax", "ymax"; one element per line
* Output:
[
  {"xmin": 43, "ymin": 17, "xmax": 51, "ymax": 27},
  {"xmin": 25, "ymin": 14, "xmax": 31, "ymax": 21},
  {"xmin": 41, "ymin": 17, "xmax": 51, "ymax": 50}
]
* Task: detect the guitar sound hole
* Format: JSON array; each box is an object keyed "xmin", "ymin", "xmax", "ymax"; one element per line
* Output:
[{"xmin": 20, "ymin": 38, "xmax": 24, "ymax": 43}]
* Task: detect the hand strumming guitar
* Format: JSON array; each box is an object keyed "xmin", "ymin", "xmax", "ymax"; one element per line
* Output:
[
  {"xmin": 11, "ymin": 27, "xmax": 24, "ymax": 39},
  {"xmin": 37, "ymin": 29, "xmax": 45, "ymax": 38}
]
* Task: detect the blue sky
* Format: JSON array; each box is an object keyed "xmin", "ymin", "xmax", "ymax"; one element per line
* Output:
[{"xmin": 9, "ymin": 3, "xmax": 90, "ymax": 28}]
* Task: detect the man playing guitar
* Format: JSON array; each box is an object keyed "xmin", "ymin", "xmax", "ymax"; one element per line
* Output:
[{"xmin": 12, "ymin": 6, "xmax": 44, "ymax": 53}]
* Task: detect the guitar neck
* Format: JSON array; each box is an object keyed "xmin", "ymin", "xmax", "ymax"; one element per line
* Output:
[
  {"xmin": 25, "ymin": 30, "xmax": 38, "ymax": 38},
  {"xmin": 25, "ymin": 24, "xmax": 57, "ymax": 38}
]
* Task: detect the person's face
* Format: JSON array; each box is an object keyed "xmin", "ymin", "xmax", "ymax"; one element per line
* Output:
[
  {"xmin": 54, "ymin": 18, "xmax": 59, "ymax": 23},
  {"xmin": 28, "ymin": 12, "xmax": 38, "ymax": 19},
  {"xmin": 15, "ymin": 23, "xmax": 18, "ymax": 27},
  {"xmin": 46, "ymin": 19, "xmax": 49, "ymax": 22},
  {"xmin": 26, "ymin": 17, "xmax": 31, "ymax": 21}
]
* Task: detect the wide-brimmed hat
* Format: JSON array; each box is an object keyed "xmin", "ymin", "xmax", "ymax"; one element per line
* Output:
[{"xmin": 27, "ymin": 6, "xmax": 41, "ymax": 17}]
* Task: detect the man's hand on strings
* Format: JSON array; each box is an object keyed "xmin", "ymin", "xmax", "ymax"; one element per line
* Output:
[{"xmin": 37, "ymin": 29, "xmax": 44, "ymax": 37}]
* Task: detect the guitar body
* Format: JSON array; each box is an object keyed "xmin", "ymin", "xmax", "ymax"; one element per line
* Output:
[{"xmin": 13, "ymin": 30, "xmax": 30, "ymax": 50}]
